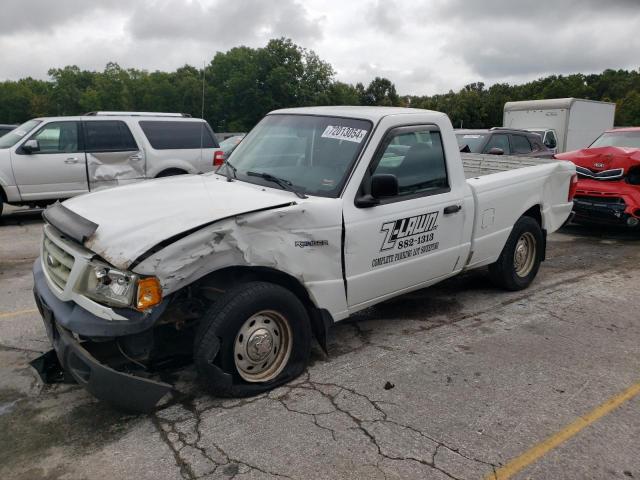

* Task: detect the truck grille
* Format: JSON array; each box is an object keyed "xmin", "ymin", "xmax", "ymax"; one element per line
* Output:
[{"xmin": 43, "ymin": 235, "xmax": 75, "ymax": 290}]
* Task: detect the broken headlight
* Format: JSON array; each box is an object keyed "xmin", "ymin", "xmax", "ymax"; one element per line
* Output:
[{"xmin": 79, "ymin": 262, "xmax": 138, "ymax": 308}]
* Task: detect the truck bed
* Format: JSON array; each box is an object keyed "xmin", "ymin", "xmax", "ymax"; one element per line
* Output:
[{"xmin": 461, "ymin": 153, "xmax": 556, "ymax": 179}]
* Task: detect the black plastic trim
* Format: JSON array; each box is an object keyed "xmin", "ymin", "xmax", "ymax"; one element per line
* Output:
[{"xmin": 42, "ymin": 202, "xmax": 98, "ymax": 244}]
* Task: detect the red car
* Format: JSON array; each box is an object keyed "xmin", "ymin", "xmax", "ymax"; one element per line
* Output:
[{"xmin": 556, "ymin": 128, "xmax": 640, "ymax": 227}]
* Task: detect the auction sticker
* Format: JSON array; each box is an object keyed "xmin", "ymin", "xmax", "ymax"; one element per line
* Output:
[{"xmin": 321, "ymin": 125, "xmax": 367, "ymax": 143}]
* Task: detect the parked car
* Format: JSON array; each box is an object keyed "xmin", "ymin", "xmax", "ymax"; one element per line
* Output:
[
  {"xmin": 219, "ymin": 134, "xmax": 245, "ymax": 158},
  {"xmin": 455, "ymin": 127, "xmax": 554, "ymax": 158},
  {"xmin": 503, "ymin": 98, "xmax": 616, "ymax": 153},
  {"xmin": 0, "ymin": 112, "xmax": 223, "ymax": 215},
  {"xmin": 0, "ymin": 124, "xmax": 17, "ymax": 137},
  {"xmin": 31, "ymin": 106, "xmax": 576, "ymax": 411},
  {"xmin": 556, "ymin": 127, "xmax": 640, "ymax": 227}
]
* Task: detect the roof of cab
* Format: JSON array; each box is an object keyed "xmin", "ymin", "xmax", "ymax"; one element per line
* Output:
[{"xmin": 269, "ymin": 106, "xmax": 447, "ymax": 123}]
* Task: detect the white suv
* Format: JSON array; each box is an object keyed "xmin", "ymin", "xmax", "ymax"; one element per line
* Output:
[{"xmin": 0, "ymin": 112, "xmax": 224, "ymax": 215}]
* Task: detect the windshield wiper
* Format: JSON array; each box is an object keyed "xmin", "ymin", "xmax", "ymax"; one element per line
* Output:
[
  {"xmin": 217, "ymin": 160, "xmax": 237, "ymax": 182},
  {"xmin": 246, "ymin": 171, "xmax": 307, "ymax": 199}
]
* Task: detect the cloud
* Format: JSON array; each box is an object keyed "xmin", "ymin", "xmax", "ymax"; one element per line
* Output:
[
  {"xmin": 127, "ymin": 0, "xmax": 323, "ymax": 47},
  {"xmin": 0, "ymin": 0, "xmax": 638, "ymax": 97},
  {"xmin": 440, "ymin": 2, "xmax": 640, "ymax": 82},
  {"xmin": 0, "ymin": 0, "xmax": 127, "ymax": 35}
]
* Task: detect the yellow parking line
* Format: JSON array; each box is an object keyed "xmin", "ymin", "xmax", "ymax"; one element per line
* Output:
[
  {"xmin": 0, "ymin": 308, "xmax": 38, "ymax": 319},
  {"xmin": 490, "ymin": 382, "xmax": 640, "ymax": 479}
]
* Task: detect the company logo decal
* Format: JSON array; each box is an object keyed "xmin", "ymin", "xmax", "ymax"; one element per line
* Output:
[
  {"xmin": 379, "ymin": 211, "xmax": 439, "ymax": 251},
  {"xmin": 372, "ymin": 211, "xmax": 440, "ymax": 269}
]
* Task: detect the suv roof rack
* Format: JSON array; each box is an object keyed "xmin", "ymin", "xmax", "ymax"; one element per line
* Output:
[
  {"xmin": 489, "ymin": 127, "xmax": 531, "ymax": 133},
  {"xmin": 84, "ymin": 111, "xmax": 192, "ymax": 118}
]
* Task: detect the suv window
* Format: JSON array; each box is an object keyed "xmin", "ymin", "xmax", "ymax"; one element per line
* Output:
[
  {"xmin": 28, "ymin": 121, "xmax": 79, "ymax": 154},
  {"xmin": 484, "ymin": 133, "xmax": 510, "ymax": 154},
  {"xmin": 511, "ymin": 135, "xmax": 532, "ymax": 154},
  {"xmin": 139, "ymin": 121, "xmax": 218, "ymax": 150},
  {"xmin": 85, "ymin": 121, "xmax": 137, "ymax": 152},
  {"xmin": 372, "ymin": 128, "xmax": 448, "ymax": 197}
]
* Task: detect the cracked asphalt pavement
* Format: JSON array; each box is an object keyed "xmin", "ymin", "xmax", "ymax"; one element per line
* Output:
[{"xmin": 1, "ymin": 205, "xmax": 639, "ymax": 479}]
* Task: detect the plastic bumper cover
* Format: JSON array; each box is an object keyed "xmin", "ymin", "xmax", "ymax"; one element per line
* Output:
[{"xmin": 32, "ymin": 261, "xmax": 172, "ymax": 412}]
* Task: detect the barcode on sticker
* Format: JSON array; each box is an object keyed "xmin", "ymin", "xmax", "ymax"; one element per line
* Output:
[{"xmin": 321, "ymin": 125, "xmax": 367, "ymax": 143}]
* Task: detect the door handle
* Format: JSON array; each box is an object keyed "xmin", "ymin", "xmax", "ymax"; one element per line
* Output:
[
  {"xmin": 443, "ymin": 205, "xmax": 462, "ymax": 215},
  {"xmin": 64, "ymin": 158, "xmax": 80, "ymax": 164},
  {"xmin": 129, "ymin": 153, "xmax": 143, "ymax": 161}
]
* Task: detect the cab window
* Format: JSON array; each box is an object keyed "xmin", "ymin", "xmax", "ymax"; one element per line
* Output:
[{"xmin": 372, "ymin": 128, "xmax": 448, "ymax": 198}]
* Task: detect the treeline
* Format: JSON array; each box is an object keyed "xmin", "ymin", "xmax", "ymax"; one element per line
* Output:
[{"xmin": 0, "ymin": 38, "xmax": 639, "ymax": 131}]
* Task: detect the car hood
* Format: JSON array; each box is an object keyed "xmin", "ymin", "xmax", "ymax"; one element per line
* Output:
[
  {"xmin": 61, "ymin": 174, "xmax": 297, "ymax": 269},
  {"xmin": 556, "ymin": 146, "xmax": 640, "ymax": 173}
]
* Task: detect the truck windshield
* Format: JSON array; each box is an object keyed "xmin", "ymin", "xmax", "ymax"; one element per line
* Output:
[
  {"xmin": 0, "ymin": 119, "xmax": 41, "ymax": 148},
  {"xmin": 455, "ymin": 133, "xmax": 487, "ymax": 153},
  {"xmin": 590, "ymin": 131, "xmax": 640, "ymax": 148},
  {"xmin": 223, "ymin": 114, "xmax": 372, "ymax": 198}
]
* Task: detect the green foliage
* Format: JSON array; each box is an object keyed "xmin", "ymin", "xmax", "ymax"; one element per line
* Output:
[{"xmin": 0, "ymin": 38, "xmax": 638, "ymax": 130}]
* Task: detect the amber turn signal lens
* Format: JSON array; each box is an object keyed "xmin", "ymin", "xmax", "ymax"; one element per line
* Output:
[{"xmin": 136, "ymin": 277, "xmax": 162, "ymax": 310}]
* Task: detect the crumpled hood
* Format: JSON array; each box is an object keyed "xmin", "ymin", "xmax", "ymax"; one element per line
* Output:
[
  {"xmin": 62, "ymin": 174, "xmax": 296, "ymax": 269},
  {"xmin": 556, "ymin": 146, "xmax": 640, "ymax": 173}
]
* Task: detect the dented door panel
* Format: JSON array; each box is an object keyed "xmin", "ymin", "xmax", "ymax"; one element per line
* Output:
[{"xmin": 87, "ymin": 150, "xmax": 146, "ymax": 191}]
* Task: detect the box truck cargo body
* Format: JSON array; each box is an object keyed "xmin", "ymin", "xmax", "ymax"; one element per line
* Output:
[{"xmin": 503, "ymin": 98, "xmax": 615, "ymax": 153}]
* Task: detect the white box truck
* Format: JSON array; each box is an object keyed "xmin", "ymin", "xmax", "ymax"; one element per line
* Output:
[{"xmin": 503, "ymin": 98, "xmax": 615, "ymax": 153}]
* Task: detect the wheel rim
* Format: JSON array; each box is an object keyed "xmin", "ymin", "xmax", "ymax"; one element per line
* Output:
[
  {"xmin": 513, "ymin": 232, "xmax": 537, "ymax": 277},
  {"xmin": 234, "ymin": 310, "xmax": 292, "ymax": 383}
]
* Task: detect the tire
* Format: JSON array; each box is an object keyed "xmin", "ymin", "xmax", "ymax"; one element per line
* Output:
[
  {"xmin": 194, "ymin": 281, "xmax": 312, "ymax": 397},
  {"xmin": 156, "ymin": 169, "xmax": 187, "ymax": 178},
  {"xmin": 489, "ymin": 216, "xmax": 544, "ymax": 291}
]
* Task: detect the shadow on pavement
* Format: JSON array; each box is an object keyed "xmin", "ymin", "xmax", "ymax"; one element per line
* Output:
[
  {"xmin": 559, "ymin": 222, "xmax": 640, "ymax": 242},
  {"xmin": 0, "ymin": 208, "xmax": 43, "ymax": 226}
]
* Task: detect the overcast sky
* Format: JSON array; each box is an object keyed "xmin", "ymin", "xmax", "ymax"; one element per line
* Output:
[{"xmin": 1, "ymin": 0, "xmax": 639, "ymax": 95}]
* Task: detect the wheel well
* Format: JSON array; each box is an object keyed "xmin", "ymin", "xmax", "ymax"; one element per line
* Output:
[
  {"xmin": 522, "ymin": 204, "xmax": 542, "ymax": 226},
  {"xmin": 155, "ymin": 168, "xmax": 188, "ymax": 178},
  {"xmin": 521, "ymin": 204, "xmax": 546, "ymax": 261},
  {"xmin": 196, "ymin": 266, "xmax": 332, "ymax": 352}
]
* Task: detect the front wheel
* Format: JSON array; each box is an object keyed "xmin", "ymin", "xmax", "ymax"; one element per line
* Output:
[
  {"xmin": 194, "ymin": 281, "xmax": 311, "ymax": 397},
  {"xmin": 489, "ymin": 216, "xmax": 544, "ymax": 291}
]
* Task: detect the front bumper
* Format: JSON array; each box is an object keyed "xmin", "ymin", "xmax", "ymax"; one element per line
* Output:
[
  {"xmin": 32, "ymin": 260, "xmax": 172, "ymax": 412},
  {"xmin": 573, "ymin": 179, "xmax": 640, "ymax": 227},
  {"xmin": 572, "ymin": 196, "xmax": 630, "ymax": 225}
]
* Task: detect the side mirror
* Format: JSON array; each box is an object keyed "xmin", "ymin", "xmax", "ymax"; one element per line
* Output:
[
  {"xmin": 22, "ymin": 139, "xmax": 40, "ymax": 154},
  {"xmin": 355, "ymin": 174, "xmax": 399, "ymax": 208},
  {"xmin": 371, "ymin": 174, "xmax": 398, "ymax": 198},
  {"xmin": 486, "ymin": 147, "xmax": 504, "ymax": 155}
]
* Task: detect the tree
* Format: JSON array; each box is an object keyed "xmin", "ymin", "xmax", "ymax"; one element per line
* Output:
[{"xmin": 361, "ymin": 77, "xmax": 400, "ymax": 106}]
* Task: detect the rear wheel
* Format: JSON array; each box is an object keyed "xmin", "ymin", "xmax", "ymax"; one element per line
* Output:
[
  {"xmin": 194, "ymin": 281, "xmax": 311, "ymax": 397},
  {"xmin": 489, "ymin": 216, "xmax": 544, "ymax": 291}
]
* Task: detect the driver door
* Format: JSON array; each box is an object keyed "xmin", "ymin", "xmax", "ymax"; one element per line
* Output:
[
  {"xmin": 12, "ymin": 121, "xmax": 88, "ymax": 200},
  {"xmin": 342, "ymin": 125, "xmax": 469, "ymax": 310}
]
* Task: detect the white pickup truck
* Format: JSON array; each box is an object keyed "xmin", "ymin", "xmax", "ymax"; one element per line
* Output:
[
  {"xmin": 0, "ymin": 112, "xmax": 223, "ymax": 215},
  {"xmin": 32, "ymin": 106, "xmax": 576, "ymax": 411}
]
